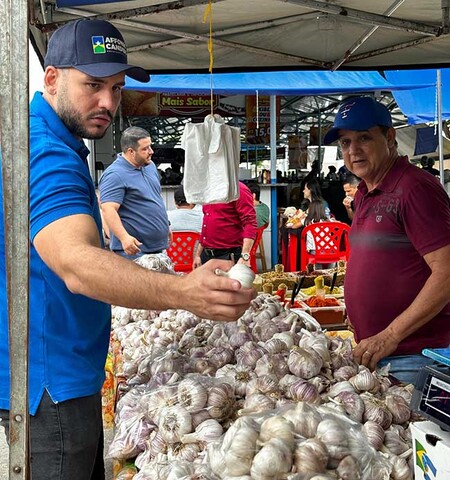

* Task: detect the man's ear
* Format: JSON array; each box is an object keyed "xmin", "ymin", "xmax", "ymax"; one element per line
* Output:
[
  {"xmin": 43, "ymin": 66, "xmax": 59, "ymax": 95},
  {"xmin": 386, "ymin": 127, "xmax": 396, "ymax": 148}
]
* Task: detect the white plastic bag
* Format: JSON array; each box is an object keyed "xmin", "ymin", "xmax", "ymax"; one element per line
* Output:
[{"xmin": 181, "ymin": 114, "xmax": 240, "ymax": 204}]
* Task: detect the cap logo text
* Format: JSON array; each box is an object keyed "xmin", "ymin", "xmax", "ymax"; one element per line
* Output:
[
  {"xmin": 340, "ymin": 101, "xmax": 356, "ymax": 119},
  {"xmin": 104, "ymin": 36, "xmax": 127, "ymax": 56}
]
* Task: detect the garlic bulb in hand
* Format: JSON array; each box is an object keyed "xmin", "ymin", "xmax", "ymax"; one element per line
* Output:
[{"xmin": 215, "ymin": 264, "xmax": 255, "ymax": 288}]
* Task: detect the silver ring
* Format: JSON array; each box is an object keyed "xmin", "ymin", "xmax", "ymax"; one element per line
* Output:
[{"xmin": 363, "ymin": 351, "xmax": 372, "ymax": 356}]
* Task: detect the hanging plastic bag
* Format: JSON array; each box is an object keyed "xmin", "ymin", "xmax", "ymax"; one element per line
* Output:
[{"xmin": 181, "ymin": 114, "xmax": 240, "ymax": 204}]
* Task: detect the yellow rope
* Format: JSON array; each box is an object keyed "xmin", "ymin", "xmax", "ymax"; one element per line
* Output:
[{"xmin": 203, "ymin": 0, "xmax": 214, "ymax": 116}]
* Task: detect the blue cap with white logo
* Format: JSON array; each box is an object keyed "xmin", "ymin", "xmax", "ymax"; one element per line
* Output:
[
  {"xmin": 323, "ymin": 96, "xmax": 393, "ymax": 145},
  {"xmin": 44, "ymin": 19, "xmax": 149, "ymax": 82}
]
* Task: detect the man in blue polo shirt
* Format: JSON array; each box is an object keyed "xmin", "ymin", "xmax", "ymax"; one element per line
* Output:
[
  {"xmin": 0, "ymin": 19, "xmax": 255, "ymax": 480},
  {"xmin": 99, "ymin": 126, "xmax": 170, "ymax": 258}
]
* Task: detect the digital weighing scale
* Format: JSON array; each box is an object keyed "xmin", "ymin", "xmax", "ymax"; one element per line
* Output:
[{"xmin": 410, "ymin": 348, "xmax": 450, "ymax": 431}]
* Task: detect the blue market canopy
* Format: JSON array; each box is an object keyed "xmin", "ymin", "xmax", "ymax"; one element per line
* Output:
[
  {"xmin": 125, "ymin": 70, "xmax": 428, "ymax": 96},
  {"xmin": 385, "ymin": 69, "xmax": 450, "ymax": 125}
]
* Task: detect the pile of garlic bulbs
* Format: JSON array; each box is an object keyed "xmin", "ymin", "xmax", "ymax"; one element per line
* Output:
[
  {"xmin": 109, "ymin": 293, "xmax": 416, "ymax": 480},
  {"xmin": 205, "ymin": 404, "xmax": 394, "ymax": 479}
]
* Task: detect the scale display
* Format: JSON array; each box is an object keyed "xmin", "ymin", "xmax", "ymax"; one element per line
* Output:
[{"xmin": 412, "ymin": 365, "xmax": 450, "ymax": 430}]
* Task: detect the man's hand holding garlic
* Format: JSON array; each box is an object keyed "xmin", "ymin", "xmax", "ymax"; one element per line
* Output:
[{"xmin": 177, "ymin": 260, "xmax": 257, "ymax": 322}]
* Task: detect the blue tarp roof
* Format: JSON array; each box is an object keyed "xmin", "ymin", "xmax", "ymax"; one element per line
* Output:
[
  {"xmin": 125, "ymin": 70, "xmax": 429, "ymax": 96},
  {"xmin": 385, "ymin": 69, "xmax": 450, "ymax": 125}
]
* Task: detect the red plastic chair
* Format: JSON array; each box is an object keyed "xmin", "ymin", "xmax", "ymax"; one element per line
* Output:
[
  {"xmin": 299, "ymin": 221, "xmax": 350, "ymax": 271},
  {"xmin": 166, "ymin": 231, "xmax": 200, "ymax": 273},
  {"xmin": 250, "ymin": 223, "xmax": 268, "ymax": 273},
  {"xmin": 286, "ymin": 231, "xmax": 300, "ymax": 272}
]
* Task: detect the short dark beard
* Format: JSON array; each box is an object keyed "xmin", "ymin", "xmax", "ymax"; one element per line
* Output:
[
  {"xmin": 58, "ymin": 108, "xmax": 91, "ymax": 139},
  {"xmin": 58, "ymin": 104, "xmax": 111, "ymax": 140},
  {"xmin": 56, "ymin": 79, "xmax": 112, "ymax": 139}
]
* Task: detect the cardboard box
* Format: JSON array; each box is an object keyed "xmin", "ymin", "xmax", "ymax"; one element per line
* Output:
[{"xmin": 411, "ymin": 421, "xmax": 450, "ymax": 480}]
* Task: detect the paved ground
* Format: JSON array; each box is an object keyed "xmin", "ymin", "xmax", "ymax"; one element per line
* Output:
[{"xmin": 0, "ymin": 426, "xmax": 114, "ymax": 479}]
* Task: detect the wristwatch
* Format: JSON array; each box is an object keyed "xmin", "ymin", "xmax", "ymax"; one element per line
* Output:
[{"xmin": 240, "ymin": 252, "xmax": 250, "ymax": 261}]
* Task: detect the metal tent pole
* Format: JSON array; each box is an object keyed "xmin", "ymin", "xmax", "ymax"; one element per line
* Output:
[
  {"xmin": 437, "ymin": 69, "xmax": 445, "ymax": 185},
  {"xmin": 0, "ymin": 0, "xmax": 31, "ymax": 478},
  {"xmin": 270, "ymin": 95, "xmax": 277, "ymax": 269}
]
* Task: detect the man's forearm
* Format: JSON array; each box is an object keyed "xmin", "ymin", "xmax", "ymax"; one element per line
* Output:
[
  {"xmin": 102, "ymin": 208, "xmax": 129, "ymax": 242},
  {"xmin": 64, "ymin": 243, "xmax": 186, "ymax": 310},
  {"xmin": 196, "ymin": 244, "xmax": 203, "ymax": 257},
  {"xmin": 33, "ymin": 214, "xmax": 257, "ymax": 322},
  {"xmin": 242, "ymin": 237, "xmax": 254, "ymax": 254}
]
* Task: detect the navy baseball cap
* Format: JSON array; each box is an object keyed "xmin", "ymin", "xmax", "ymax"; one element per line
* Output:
[
  {"xmin": 323, "ymin": 96, "xmax": 393, "ymax": 145},
  {"xmin": 44, "ymin": 19, "xmax": 149, "ymax": 82}
]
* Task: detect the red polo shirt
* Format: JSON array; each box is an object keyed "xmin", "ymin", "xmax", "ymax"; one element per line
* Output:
[
  {"xmin": 345, "ymin": 156, "xmax": 450, "ymax": 355},
  {"xmin": 201, "ymin": 182, "xmax": 258, "ymax": 249}
]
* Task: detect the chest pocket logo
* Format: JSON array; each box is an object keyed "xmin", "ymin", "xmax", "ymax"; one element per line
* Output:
[{"xmin": 376, "ymin": 215, "xmax": 383, "ymax": 223}]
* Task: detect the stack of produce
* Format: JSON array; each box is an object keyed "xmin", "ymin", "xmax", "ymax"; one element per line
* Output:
[
  {"xmin": 254, "ymin": 264, "xmax": 299, "ymax": 292},
  {"xmin": 109, "ymin": 294, "xmax": 416, "ymax": 480},
  {"xmin": 300, "ymin": 285, "xmax": 342, "ymax": 296},
  {"xmin": 298, "ymin": 270, "xmax": 345, "ymax": 289},
  {"xmin": 300, "ymin": 276, "xmax": 343, "ymax": 298}
]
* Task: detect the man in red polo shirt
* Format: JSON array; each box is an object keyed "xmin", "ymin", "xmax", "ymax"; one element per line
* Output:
[
  {"xmin": 193, "ymin": 181, "xmax": 258, "ymax": 267},
  {"xmin": 324, "ymin": 96, "xmax": 450, "ymax": 384}
]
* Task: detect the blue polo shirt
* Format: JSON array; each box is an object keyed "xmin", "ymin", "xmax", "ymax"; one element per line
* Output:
[
  {"xmin": 0, "ymin": 92, "xmax": 111, "ymax": 415},
  {"xmin": 99, "ymin": 156, "xmax": 169, "ymax": 253}
]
